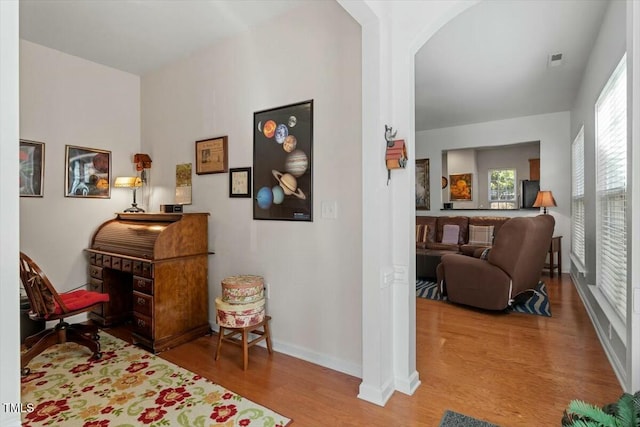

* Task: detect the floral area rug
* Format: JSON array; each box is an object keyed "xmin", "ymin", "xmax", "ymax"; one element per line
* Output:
[{"xmin": 21, "ymin": 332, "xmax": 292, "ymax": 427}]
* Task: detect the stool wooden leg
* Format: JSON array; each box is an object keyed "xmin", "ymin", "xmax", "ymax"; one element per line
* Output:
[
  {"xmin": 242, "ymin": 328, "xmax": 249, "ymax": 370},
  {"xmin": 264, "ymin": 320, "xmax": 273, "ymax": 354},
  {"xmin": 215, "ymin": 327, "xmax": 225, "ymax": 361}
]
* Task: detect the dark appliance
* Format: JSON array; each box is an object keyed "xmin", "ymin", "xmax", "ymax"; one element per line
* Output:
[{"xmin": 521, "ymin": 180, "xmax": 540, "ymax": 208}]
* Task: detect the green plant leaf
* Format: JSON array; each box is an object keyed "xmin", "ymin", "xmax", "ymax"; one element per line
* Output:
[{"xmin": 568, "ymin": 400, "xmax": 618, "ymax": 426}]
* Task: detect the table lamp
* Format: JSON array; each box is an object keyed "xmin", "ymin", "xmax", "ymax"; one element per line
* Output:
[
  {"xmin": 532, "ymin": 190, "xmax": 557, "ymax": 214},
  {"xmin": 114, "ymin": 176, "xmax": 144, "ymax": 212}
]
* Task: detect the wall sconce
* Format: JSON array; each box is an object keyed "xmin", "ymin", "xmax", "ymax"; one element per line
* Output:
[
  {"xmin": 114, "ymin": 176, "xmax": 144, "ymax": 212},
  {"xmin": 533, "ymin": 190, "xmax": 557, "ymax": 214}
]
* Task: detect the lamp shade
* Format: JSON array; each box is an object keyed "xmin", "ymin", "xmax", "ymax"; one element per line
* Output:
[
  {"xmin": 114, "ymin": 176, "xmax": 142, "ymax": 188},
  {"xmin": 533, "ymin": 190, "xmax": 556, "ymax": 214}
]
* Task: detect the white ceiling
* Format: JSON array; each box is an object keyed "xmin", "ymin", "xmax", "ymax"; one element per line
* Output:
[
  {"xmin": 20, "ymin": 1, "xmax": 610, "ymax": 132},
  {"xmin": 415, "ymin": 0, "xmax": 609, "ymax": 131},
  {"xmin": 19, "ymin": 0, "xmax": 302, "ymax": 76}
]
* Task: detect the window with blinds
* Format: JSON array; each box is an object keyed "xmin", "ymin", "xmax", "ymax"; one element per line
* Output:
[
  {"xmin": 572, "ymin": 126, "xmax": 585, "ymax": 268},
  {"xmin": 595, "ymin": 54, "xmax": 627, "ymax": 322}
]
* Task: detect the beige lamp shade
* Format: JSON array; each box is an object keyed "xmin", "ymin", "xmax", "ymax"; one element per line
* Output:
[
  {"xmin": 114, "ymin": 176, "xmax": 144, "ymax": 212},
  {"xmin": 532, "ymin": 190, "xmax": 557, "ymax": 214},
  {"xmin": 114, "ymin": 176, "xmax": 142, "ymax": 188}
]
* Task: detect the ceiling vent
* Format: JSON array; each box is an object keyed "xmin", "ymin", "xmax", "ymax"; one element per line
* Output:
[{"xmin": 548, "ymin": 53, "xmax": 564, "ymax": 68}]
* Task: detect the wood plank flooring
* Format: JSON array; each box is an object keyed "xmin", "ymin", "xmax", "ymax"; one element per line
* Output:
[{"xmin": 106, "ymin": 273, "xmax": 622, "ymax": 426}]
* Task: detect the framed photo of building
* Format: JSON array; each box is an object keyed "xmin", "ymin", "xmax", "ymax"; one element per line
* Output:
[
  {"xmin": 253, "ymin": 100, "xmax": 313, "ymax": 221},
  {"xmin": 195, "ymin": 136, "xmax": 228, "ymax": 175},
  {"xmin": 64, "ymin": 145, "xmax": 111, "ymax": 198},
  {"xmin": 19, "ymin": 139, "xmax": 45, "ymax": 197},
  {"xmin": 415, "ymin": 158, "xmax": 430, "ymax": 210}
]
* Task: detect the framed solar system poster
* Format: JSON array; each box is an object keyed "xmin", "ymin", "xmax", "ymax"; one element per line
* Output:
[{"xmin": 253, "ymin": 100, "xmax": 313, "ymax": 221}]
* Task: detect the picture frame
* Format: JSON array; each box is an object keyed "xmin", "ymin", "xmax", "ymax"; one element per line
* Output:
[
  {"xmin": 65, "ymin": 145, "xmax": 111, "ymax": 198},
  {"xmin": 195, "ymin": 136, "xmax": 228, "ymax": 175},
  {"xmin": 415, "ymin": 158, "xmax": 430, "ymax": 210},
  {"xmin": 253, "ymin": 100, "xmax": 313, "ymax": 221},
  {"xmin": 19, "ymin": 139, "xmax": 45, "ymax": 197},
  {"xmin": 449, "ymin": 173, "xmax": 472, "ymax": 201},
  {"xmin": 229, "ymin": 167, "xmax": 252, "ymax": 198}
]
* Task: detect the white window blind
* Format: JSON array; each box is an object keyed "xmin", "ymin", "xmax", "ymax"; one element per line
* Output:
[
  {"xmin": 595, "ymin": 54, "xmax": 627, "ymax": 321},
  {"xmin": 571, "ymin": 126, "xmax": 585, "ymax": 267}
]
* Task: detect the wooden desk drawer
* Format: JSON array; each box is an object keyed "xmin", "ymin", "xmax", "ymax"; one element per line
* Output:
[
  {"xmin": 133, "ymin": 276, "xmax": 154, "ymax": 295},
  {"xmin": 111, "ymin": 256, "xmax": 121, "ymax": 271},
  {"xmin": 102, "ymin": 255, "xmax": 111, "ymax": 268},
  {"xmin": 133, "ymin": 291, "xmax": 153, "ymax": 317},
  {"xmin": 95, "ymin": 253, "xmax": 103, "ymax": 267},
  {"xmin": 89, "ymin": 252, "xmax": 96, "ymax": 264},
  {"xmin": 88, "ymin": 277, "xmax": 103, "ymax": 293},
  {"xmin": 121, "ymin": 258, "xmax": 132, "ymax": 273},
  {"xmin": 133, "ymin": 313, "xmax": 153, "ymax": 339},
  {"xmin": 89, "ymin": 265, "xmax": 103, "ymax": 279}
]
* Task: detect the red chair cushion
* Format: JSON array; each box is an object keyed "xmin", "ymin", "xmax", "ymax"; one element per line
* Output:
[{"xmin": 54, "ymin": 290, "xmax": 110, "ymax": 315}]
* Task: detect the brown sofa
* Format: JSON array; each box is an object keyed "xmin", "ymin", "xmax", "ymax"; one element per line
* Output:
[
  {"xmin": 416, "ymin": 215, "xmax": 511, "ymax": 255},
  {"xmin": 435, "ymin": 215, "xmax": 555, "ymax": 310}
]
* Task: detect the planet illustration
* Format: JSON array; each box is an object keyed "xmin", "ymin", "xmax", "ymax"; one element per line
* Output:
[
  {"xmin": 288, "ymin": 116, "xmax": 297, "ymax": 127},
  {"xmin": 275, "ymin": 124, "xmax": 288, "ymax": 144},
  {"xmin": 263, "ymin": 120, "xmax": 276, "ymax": 138},
  {"xmin": 283, "ymin": 135, "xmax": 297, "ymax": 152},
  {"xmin": 272, "ymin": 185, "xmax": 285, "ymax": 204},
  {"xmin": 272, "ymin": 170, "xmax": 306, "ymax": 199},
  {"xmin": 285, "ymin": 149, "xmax": 308, "ymax": 178},
  {"xmin": 256, "ymin": 186, "xmax": 273, "ymax": 209},
  {"xmin": 257, "ymin": 121, "xmax": 262, "ymax": 132}
]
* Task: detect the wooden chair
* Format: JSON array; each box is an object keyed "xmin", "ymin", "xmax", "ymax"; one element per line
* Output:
[{"xmin": 19, "ymin": 252, "xmax": 110, "ymax": 374}]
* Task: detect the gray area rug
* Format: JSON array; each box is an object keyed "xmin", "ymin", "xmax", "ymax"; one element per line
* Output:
[{"xmin": 439, "ymin": 410, "xmax": 500, "ymax": 427}]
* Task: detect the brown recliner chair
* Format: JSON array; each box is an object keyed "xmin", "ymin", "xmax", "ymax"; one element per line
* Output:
[{"xmin": 435, "ymin": 215, "xmax": 555, "ymax": 310}]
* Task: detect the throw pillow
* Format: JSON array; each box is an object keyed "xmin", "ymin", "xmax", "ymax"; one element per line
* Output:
[
  {"xmin": 480, "ymin": 247, "xmax": 491, "ymax": 260},
  {"xmin": 416, "ymin": 224, "xmax": 429, "ymax": 243},
  {"xmin": 468, "ymin": 225, "xmax": 494, "ymax": 246},
  {"xmin": 441, "ymin": 224, "xmax": 460, "ymax": 244}
]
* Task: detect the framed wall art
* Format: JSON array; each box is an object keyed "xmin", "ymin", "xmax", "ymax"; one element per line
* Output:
[
  {"xmin": 253, "ymin": 100, "xmax": 313, "ymax": 221},
  {"xmin": 449, "ymin": 173, "xmax": 472, "ymax": 201},
  {"xmin": 229, "ymin": 167, "xmax": 252, "ymax": 198},
  {"xmin": 19, "ymin": 139, "xmax": 45, "ymax": 197},
  {"xmin": 196, "ymin": 136, "xmax": 228, "ymax": 175},
  {"xmin": 415, "ymin": 158, "xmax": 430, "ymax": 210},
  {"xmin": 64, "ymin": 145, "xmax": 111, "ymax": 198}
]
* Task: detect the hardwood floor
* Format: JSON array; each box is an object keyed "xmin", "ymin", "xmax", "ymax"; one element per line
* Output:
[{"xmin": 106, "ymin": 273, "xmax": 622, "ymax": 426}]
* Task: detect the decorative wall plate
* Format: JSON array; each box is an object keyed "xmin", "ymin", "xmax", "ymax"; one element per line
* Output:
[{"xmin": 441, "ymin": 176, "xmax": 448, "ymax": 189}]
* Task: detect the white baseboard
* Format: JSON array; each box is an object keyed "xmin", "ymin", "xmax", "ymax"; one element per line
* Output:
[
  {"xmin": 210, "ymin": 324, "xmax": 362, "ymax": 378},
  {"xmin": 395, "ymin": 370, "xmax": 421, "ymax": 395},
  {"xmin": 358, "ymin": 378, "xmax": 394, "ymax": 406}
]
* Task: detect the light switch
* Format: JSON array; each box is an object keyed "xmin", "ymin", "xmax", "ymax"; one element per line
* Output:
[{"xmin": 321, "ymin": 201, "xmax": 338, "ymax": 219}]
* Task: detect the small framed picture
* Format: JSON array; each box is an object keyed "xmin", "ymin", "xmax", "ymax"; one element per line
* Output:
[
  {"xmin": 20, "ymin": 139, "xmax": 45, "ymax": 197},
  {"xmin": 195, "ymin": 136, "xmax": 228, "ymax": 175},
  {"xmin": 64, "ymin": 145, "xmax": 111, "ymax": 198},
  {"xmin": 229, "ymin": 167, "xmax": 252, "ymax": 198}
]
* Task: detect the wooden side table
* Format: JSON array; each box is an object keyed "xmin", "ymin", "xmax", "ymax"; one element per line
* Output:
[
  {"xmin": 215, "ymin": 316, "xmax": 272, "ymax": 370},
  {"xmin": 545, "ymin": 236, "xmax": 562, "ymax": 277}
]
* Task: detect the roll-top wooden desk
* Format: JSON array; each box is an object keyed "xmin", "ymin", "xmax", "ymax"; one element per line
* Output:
[{"xmin": 87, "ymin": 212, "xmax": 211, "ymax": 352}]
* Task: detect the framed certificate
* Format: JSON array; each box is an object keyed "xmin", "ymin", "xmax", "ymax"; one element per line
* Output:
[
  {"xmin": 195, "ymin": 136, "xmax": 228, "ymax": 175},
  {"xmin": 229, "ymin": 167, "xmax": 251, "ymax": 198}
]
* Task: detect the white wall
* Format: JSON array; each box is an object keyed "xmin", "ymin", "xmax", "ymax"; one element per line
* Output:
[
  {"xmin": 19, "ymin": 41, "xmax": 140, "ymax": 292},
  {"xmin": 1, "ymin": 1, "xmax": 21, "ymax": 425},
  {"xmin": 417, "ymin": 111, "xmax": 571, "ymax": 272},
  {"xmin": 569, "ymin": 0, "xmax": 629, "ymax": 388},
  {"xmin": 141, "ymin": 1, "xmax": 363, "ymax": 376}
]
